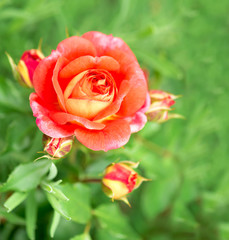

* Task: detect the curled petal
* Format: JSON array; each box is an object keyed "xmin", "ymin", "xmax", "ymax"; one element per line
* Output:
[
  {"xmin": 96, "ymin": 56, "xmax": 120, "ymax": 72},
  {"xmin": 52, "ymin": 56, "xmax": 69, "ymax": 111},
  {"xmin": 59, "ymin": 56, "xmax": 95, "ymax": 79},
  {"xmin": 50, "ymin": 112, "xmax": 105, "ymax": 130},
  {"xmin": 30, "ymin": 93, "xmax": 75, "ymax": 138},
  {"xmin": 125, "ymin": 93, "xmax": 150, "ymax": 133},
  {"xmin": 59, "ymin": 56, "xmax": 120, "ymax": 79},
  {"xmin": 56, "ymin": 36, "xmax": 97, "ymax": 61},
  {"xmin": 82, "ymin": 31, "xmax": 136, "ymax": 60},
  {"xmin": 127, "ymin": 112, "xmax": 147, "ymax": 133},
  {"xmin": 117, "ymin": 65, "xmax": 147, "ymax": 117},
  {"xmin": 74, "ymin": 119, "xmax": 131, "ymax": 151},
  {"xmin": 33, "ymin": 51, "xmax": 59, "ymax": 104},
  {"xmin": 93, "ymin": 80, "xmax": 130, "ymax": 121},
  {"xmin": 66, "ymin": 98, "xmax": 111, "ymax": 120}
]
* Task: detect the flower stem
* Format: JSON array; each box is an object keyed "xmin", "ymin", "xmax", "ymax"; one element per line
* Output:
[{"xmin": 80, "ymin": 178, "xmax": 101, "ymax": 183}]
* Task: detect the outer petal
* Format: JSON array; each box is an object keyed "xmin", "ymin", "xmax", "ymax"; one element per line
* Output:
[
  {"xmin": 59, "ymin": 56, "xmax": 95, "ymax": 79},
  {"xmin": 82, "ymin": 31, "xmax": 136, "ymax": 60},
  {"xmin": 50, "ymin": 112, "xmax": 105, "ymax": 130},
  {"xmin": 59, "ymin": 56, "xmax": 120, "ymax": 79},
  {"xmin": 74, "ymin": 119, "xmax": 131, "ymax": 151},
  {"xmin": 30, "ymin": 93, "xmax": 75, "ymax": 138},
  {"xmin": 124, "ymin": 93, "xmax": 150, "ymax": 133},
  {"xmin": 127, "ymin": 112, "xmax": 147, "ymax": 133},
  {"xmin": 56, "ymin": 36, "xmax": 97, "ymax": 61},
  {"xmin": 117, "ymin": 64, "xmax": 147, "ymax": 117},
  {"xmin": 82, "ymin": 32, "xmax": 137, "ymax": 78},
  {"xmin": 139, "ymin": 92, "xmax": 151, "ymax": 113},
  {"xmin": 52, "ymin": 56, "xmax": 69, "ymax": 111},
  {"xmin": 33, "ymin": 51, "xmax": 59, "ymax": 104}
]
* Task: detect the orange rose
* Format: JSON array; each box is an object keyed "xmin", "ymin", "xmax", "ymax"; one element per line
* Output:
[{"xmin": 30, "ymin": 31, "xmax": 149, "ymax": 151}]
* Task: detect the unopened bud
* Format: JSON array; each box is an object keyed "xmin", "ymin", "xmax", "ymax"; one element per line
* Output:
[
  {"xmin": 6, "ymin": 49, "xmax": 44, "ymax": 88},
  {"xmin": 102, "ymin": 161, "xmax": 149, "ymax": 206},
  {"xmin": 17, "ymin": 49, "xmax": 44, "ymax": 88},
  {"xmin": 43, "ymin": 135, "xmax": 73, "ymax": 159},
  {"xmin": 146, "ymin": 90, "xmax": 183, "ymax": 123}
]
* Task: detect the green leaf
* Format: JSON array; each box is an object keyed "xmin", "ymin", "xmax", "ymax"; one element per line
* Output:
[
  {"xmin": 0, "ymin": 206, "xmax": 25, "ymax": 225},
  {"xmin": 47, "ymin": 162, "xmax": 58, "ymax": 180},
  {"xmin": 70, "ymin": 233, "xmax": 92, "ymax": 240},
  {"xmin": 0, "ymin": 159, "xmax": 52, "ymax": 192},
  {"xmin": 25, "ymin": 190, "xmax": 37, "ymax": 240},
  {"xmin": 45, "ymin": 183, "xmax": 91, "ymax": 224},
  {"xmin": 94, "ymin": 204, "xmax": 140, "ymax": 240},
  {"xmin": 50, "ymin": 211, "xmax": 61, "ymax": 238},
  {"xmin": 41, "ymin": 181, "xmax": 69, "ymax": 201},
  {"xmin": 58, "ymin": 183, "xmax": 91, "ymax": 224},
  {"xmin": 4, "ymin": 192, "xmax": 28, "ymax": 212},
  {"xmin": 46, "ymin": 192, "xmax": 71, "ymax": 221}
]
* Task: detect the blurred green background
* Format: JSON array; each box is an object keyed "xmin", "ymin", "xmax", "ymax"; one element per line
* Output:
[{"xmin": 0, "ymin": 0, "xmax": 229, "ymax": 239}]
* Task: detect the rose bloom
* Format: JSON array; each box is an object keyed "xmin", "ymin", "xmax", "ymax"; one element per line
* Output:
[{"xmin": 30, "ymin": 31, "xmax": 149, "ymax": 151}]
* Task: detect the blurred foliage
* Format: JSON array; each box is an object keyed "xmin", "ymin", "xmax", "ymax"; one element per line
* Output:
[{"xmin": 0, "ymin": 0, "xmax": 229, "ymax": 239}]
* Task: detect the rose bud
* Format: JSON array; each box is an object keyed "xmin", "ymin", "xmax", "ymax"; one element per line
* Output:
[
  {"xmin": 6, "ymin": 49, "xmax": 44, "ymax": 88},
  {"xmin": 17, "ymin": 49, "xmax": 44, "ymax": 88},
  {"xmin": 43, "ymin": 135, "xmax": 73, "ymax": 159},
  {"xmin": 146, "ymin": 90, "xmax": 182, "ymax": 123},
  {"xmin": 102, "ymin": 161, "xmax": 149, "ymax": 206}
]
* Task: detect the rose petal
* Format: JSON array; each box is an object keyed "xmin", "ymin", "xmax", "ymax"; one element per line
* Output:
[
  {"xmin": 64, "ymin": 71, "xmax": 86, "ymax": 100},
  {"xmin": 82, "ymin": 32, "xmax": 137, "ymax": 80},
  {"xmin": 66, "ymin": 98, "xmax": 111, "ymax": 119},
  {"xmin": 30, "ymin": 93, "xmax": 75, "ymax": 138},
  {"xmin": 82, "ymin": 31, "xmax": 136, "ymax": 60},
  {"xmin": 96, "ymin": 56, "xmax": 120, "ymax": 72},
  {"xmin": 57, "ymin": 36, "xmax": 97, "ymax": 61},
  {"xmin": 117, "ymin": 64, "xmax": 147, "ymax": 116},
  {"xmin": 59, "ymin": 55, "xmax": 120, "ymax": 79},
  {"xmin": 74, "ymin": 119, "xmax": 131, "ymax": 151},
  {"xmin": 124, "ymin": 93, "xmax": 150, "ymax": 133},
  {"xmin": 52, "ymin": 56, "xmax": 69, "ymax": 111},
  {"xmin": 50, "ymin": 112, "xmax": 105, "ymax": 130},
  {"xmin": 33, "ymin": 51, "xmax": 59, "ymax": 104},
  {"xmin": 139, "ymin": 92, "xmax": 151, "ymax": 113},
  {"xmin": 93, "ymin": 80, "xmax": 130, "ymax": 121},
  {"xmin": 126, "ymin": 112, "xmax": 147, "ymax": 133},
  {"xmin": 59, "ymin": 56, "xmax": 95, "ymax": 79}
]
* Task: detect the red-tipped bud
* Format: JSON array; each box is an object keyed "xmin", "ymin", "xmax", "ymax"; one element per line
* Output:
[
  {"xmin": 43, "ymin": 135, "xmax": 73, "ymax": 159},
  {"xmin": 6, "ymin": 49, "xmax": 44, "ymax": 88},
  {"xmin": 102, "ymin": 161, "xmax": 149, "ymax": 206},
  {"xmin": 146, "ymin": 90, "xmax": 183, "ymax": 123},
  {"xmin": 17, "ymin": 49, "xmax": 44, "ymax": 88}
]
